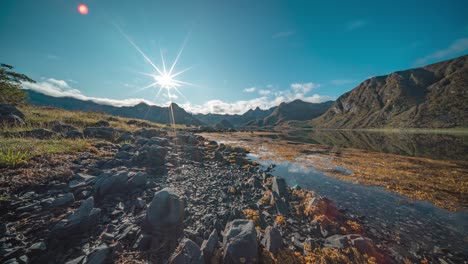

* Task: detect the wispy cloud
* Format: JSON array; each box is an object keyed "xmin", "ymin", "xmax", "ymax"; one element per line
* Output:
[
  {"xmin": 243, "ymin": 86, "xmax": 256, "ymax": 93},
  {"xmin": 46, "ymin": 54, "xmax": 60, "ymax": 60},
  {"xmin": 272, "ymin": 30, "xmax": 295, "ymax": 39},
  {"xmin": 258, "ymin": 89, "xmax": 271, "ymax": 95},
  {"xmin": 330, "ymin": 79, "xmax": 357, "ymax": 85},
  {"xmin": 415, "ymin": 37, "xmax": 468, "ymax": 65},
  {"xmin": 346, "ymin": 20, "xmax": 368, "ymax": 31},
  {"xmin": 21, "ymin": 78, "xmax": 154, "ymax": 107},
  {"xmin": 290, "ymin": 82, "xmax": 320, "ymax": 94}
]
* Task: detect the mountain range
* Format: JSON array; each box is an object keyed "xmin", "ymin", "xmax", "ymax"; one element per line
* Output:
[
  {"xmin": 311, "ymin": 55, "xmax": 467, "ymax": 128},
  {"xmin": 23, "ymin": 55, "xmax": 467, "ymax": 129}
]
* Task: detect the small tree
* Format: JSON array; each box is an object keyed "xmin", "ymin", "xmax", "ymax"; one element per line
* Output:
[{"xmin": 0, "ymin": 64, "xmax": 35, "ymax": 105}]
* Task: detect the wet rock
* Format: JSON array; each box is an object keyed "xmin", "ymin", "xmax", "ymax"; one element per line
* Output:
[
  {"xmin": 262, "ymin": 226, "xmax": 284, "ymax": 254},
  {"xmin": 83, "ymin": 127, "xmax": 118, "ymax": 141},
  {"xmin": 86, "ymin": 244, "xmax": 110, "ymax": 264},
  {"xmin": 51, "ymin": 197, "xmax": 101, "ymax": 238},
  {"xmin": 223, "ymin": 220, "xmax": 258, "ymax": 264},
  {"xmin": 0, "ymin": 104, "xmax": 25, "ymax": 126},
  {"xmin": 201, "ymin": 229, "xmax": 219, "ymax": 263},
  {"xmin": 272, "ymin": 177, "xmax": 288, "ymax": 200},
  {"xmin": 168, "ymin": 238, "xmax": 204, "ymax": 264}
]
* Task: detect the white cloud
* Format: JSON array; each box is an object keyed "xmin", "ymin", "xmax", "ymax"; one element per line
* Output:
[
  {"xmin": 20, "ymin": 78, "xmax": 333, "ymax": 115},
  {"xmin": 258, "ymin": 89, "xmax": 271, "ymax": 95},
  {"xmin": 182, "ymin": 90, "xmax": 333, "ymax": 115},
  {"xmin": 290, "ymin": 82, "xmax": 320, "ymax": 94},
  {"xmin": 21, "ymin": 78, "xmax": 155, "ymax": 107},
  {"xmin": 272, "ymin": 30, "xmax": 295, "ymax": 39},
  {"xmin": 415, "ymin": 38, "xmax": 468, "ymax": 65},
  {"xmin": 243, "ymin": 86, "xmax": 256, "ymax": 93},
  {"xmin": 346, "ymin": 20, "xmax": 368, "ymax": 31},
  {"xmin": 330, "ymin": 79, "xmax": 356, "ymax": 85}
]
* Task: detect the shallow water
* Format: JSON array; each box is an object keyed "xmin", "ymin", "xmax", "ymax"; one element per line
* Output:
[
  {"xmin": 265, "ymin": 130, "xmax": 468, "ymax": 161},
  {"xmin": 249, "ymin": 154, "xmax": 468, "ymax": 260}
]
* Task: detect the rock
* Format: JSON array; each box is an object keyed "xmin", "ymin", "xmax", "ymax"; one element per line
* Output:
[
  {"xmin": 136, "ymin": 145, "xmax": 167, "ymax": 167},
  {"xmin": 147, "ymin": 137, "xmax": 170, "ymax": 147},
  {"xmin": 115, "ymin": 151, "xmax": 132, "ymax": 160},
  {"xmin": 93, "ymin": 171, "xmax": 130, "ymax": 197},
  {"xmin": 223, "ymin": 220, "xmax": 258, "ymax": 264},
  {"xmin": 168, "ymin": 238, "xmax": 204, "ymax": 264},
  {"xmin": 134, "ymin": 128, "xmax": 164, "ymax": 139},
  {"xmin": 86, "ymin": 244, "xmax": 110, "ymax": 264},
  {"xmin": 27, "ymin": 241, "xmax": 46, "ymax": 255},
  {"xmin": 51, "ymin": 197, "xmax": 101, "ymax": 238},
  {"xmin": 272, "ymin": 177, "xmax": 288, "ymax": 200},
  {"xmin": 0, "ymin": 104, "xmax": 25, "ymax": 126},
  {"xmin": 128, "ymin": 172, "xmax": 148, "ymax": 188},
  {"xmin": 65, "ymin": 256, "xmax": 85, "ymax": 264},
  {"xmin": 324, "ymin": 234, "xmax": 379, "ymax": 257},
  {"xmin": 21, "ymin": 128, "xmax": 57, "ymax": 139},
  {"xmin": 213, "ymin": 150, "xmax": 224, "ymax": 161},
  {"xmin": 201, "ymin": 229, "xmax": 219, "ymax": 263},
  {"xmin": 64, "ymin": 130, "xmax": 83, "ymax": 139},
  {"xmin": 143, "ymin": 188, "xmax": 184, "ymax": 235},
  {"xmin": 135, "ymin": 198, "xmax": 145, "ymax": 209},
  {"xmin": 83, "ymin": 127, "xmax": 118, "ymax": 141},
  {"xmin": 262, "ymin": 226, "xmax": 284, "ymax": 254},
  {"xmin": 117, "ymin": 131, "xmax": 134, "ymax": 142},
  {"xmin": 51, "ymin": 122, "xmax": 78, "ymax": 133},
  {"xmin": 48, "ymin": 193, "xmax": 75, "ymax": 209},
  {"xmin": 94, "ymin": 120, "xmax": 110, "ymax": 127},
  {"xmin": 271, "ymin": 192, "xmax": 289, "ymax": 216}
]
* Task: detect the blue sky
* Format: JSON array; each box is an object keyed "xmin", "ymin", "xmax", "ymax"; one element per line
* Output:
[{"xmin": 1, "ymin": 0, "xmax": 467, "ymax": 114}]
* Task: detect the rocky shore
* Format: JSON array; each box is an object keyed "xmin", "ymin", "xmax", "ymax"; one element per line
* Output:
[{"xmin": 0, "ymin": 119, "xmax": 395, "ymax": 264}]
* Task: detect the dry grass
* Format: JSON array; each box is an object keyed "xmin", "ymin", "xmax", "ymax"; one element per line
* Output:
[{"xmin": 201, "ymin": 132, "xmax": 468, "ymax": 211}]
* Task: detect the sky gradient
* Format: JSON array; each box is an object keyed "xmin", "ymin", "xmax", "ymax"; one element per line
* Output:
[{"xmin": 1, "ymin": 0, "xmax": 468, "ymax": 114}]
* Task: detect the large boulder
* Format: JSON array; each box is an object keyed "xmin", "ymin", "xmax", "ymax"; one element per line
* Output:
[
  {"xmin": 223, "ymin": 220, "xmax": 258, "ymax": 264},
  {"xmin": 168, "ymin": 239, "xmax": 204, "ymax": 264},
  {"xmin": 0, "ymin": 104, "xmax": 25, "ymax": 126},
  {"xmin": 261, "ymin": 226, "xmax": 284, "ymax": 254},
  {"xmin": 143, "ymin": 188, "xmax": 184, "ymax": 235}
]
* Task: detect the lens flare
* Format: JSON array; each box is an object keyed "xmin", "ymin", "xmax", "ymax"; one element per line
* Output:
[{"xmin": 78, "ymin": 4, "xmax": 88, "ymax": 15}]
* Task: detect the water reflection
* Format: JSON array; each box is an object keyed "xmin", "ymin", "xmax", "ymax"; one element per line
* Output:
[
  {"xmin": 251, "ymin": 155, "xmax": 468, "ymax": 260},
  {"xmin": 263, "ymin": 130, "xmax": 468, "ymax": 161}
]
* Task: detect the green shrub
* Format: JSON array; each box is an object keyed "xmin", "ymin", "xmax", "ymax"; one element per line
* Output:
[{"xmin": 0, "ymin": 145, "xmax": 31, "ymax": 167}]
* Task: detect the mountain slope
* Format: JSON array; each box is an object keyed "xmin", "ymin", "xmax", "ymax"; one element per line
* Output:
[
  {"xmin": 249, "ymin": 100, "xmax": 334, "ymax": 126},
  {"xmin": 25, "ymin": 90, "xmax": 203, "ymax": 125},
  {"xmin": 311, "ymin": 55, "xmax": 468, "ymax": 128}
]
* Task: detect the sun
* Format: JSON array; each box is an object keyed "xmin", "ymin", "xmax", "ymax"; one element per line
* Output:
[{"xmin": 154, "ymin": 73, "xmax": 178, "ymax": 89}]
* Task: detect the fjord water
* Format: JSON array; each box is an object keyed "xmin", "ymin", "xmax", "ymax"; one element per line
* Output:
[
  {"xmin": 272, "ymin": 129, "xmax": 468, "ymax": 161},
  {"xmin": 250, "ymin": 156, "xmax": 468, "ymax": 260}
]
